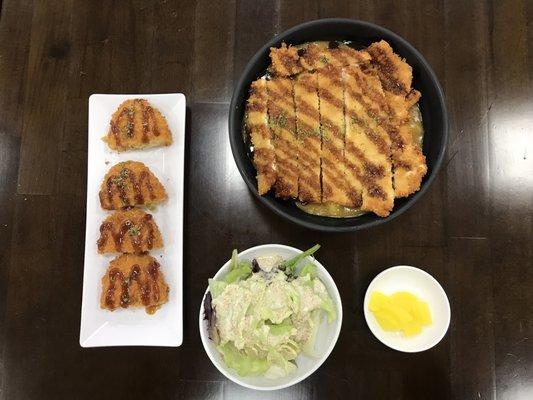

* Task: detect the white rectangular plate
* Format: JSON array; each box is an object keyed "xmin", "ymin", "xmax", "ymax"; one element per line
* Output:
[{"xmin": 80, "ymin": 93, "xmax": 185, "ymax": 347}]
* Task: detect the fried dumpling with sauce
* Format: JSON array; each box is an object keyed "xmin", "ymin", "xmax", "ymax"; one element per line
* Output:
[
  {"xmin": 103, "ymin": 99, "xmax": 173, "ymax": 152},
  {"xmin": 97, "ymin": 208, "xmax": 163, "ymax": 254},
  {"xmin": 99, "ymin": 161, "xmax": 167, "ymax": 210},
  {"xmin": 100, "ymin": 254, "xmax": 169, "ymax": 314}
]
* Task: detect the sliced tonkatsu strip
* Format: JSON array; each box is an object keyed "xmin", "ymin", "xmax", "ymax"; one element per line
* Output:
[
  {"xmin": 104, "ymin": 99, "xmax": 173, "ymax": 152},
  {"xmin": 366, "ymin": 40, "xmax": 427, "ymax": 197},
  {"xmin": 294, "ymin": 72, "xmax": 321, "ymax": 203},
  {"xmin": 269, "ymin": 43, "xmax": 303, "ymax": 77},
  {"xmin": 97, "ymin": 208, "xmax": 163, "ymax": 254},
  {"xmin": 317, "ymin": 66, "xmax": 353, "ymax": 206},
  {"xmin": 344, "ymin": 66, "xmax": 395, "ymax": 216},
  {"xmin": 246, "ymin": 79, "xmax": 276, "ymax": 195},
  {"xmin": 299, "ymin": 42, "xmax": 371, "ymax": 72},
  {"xmin": 101, "ymin": 254, "xmax": 169, "ymax": 314},
  {"xmin": 266, "ymin": 78, "xmax": 299, "ymax": 198},
  {"xmin": 99, "ymin": 161, "xmax": 167, "ymax": 210}
]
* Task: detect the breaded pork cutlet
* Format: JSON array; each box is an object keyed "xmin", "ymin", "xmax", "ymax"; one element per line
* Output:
[
  {"xmin": 97, "ymin": 208, "xmax": 163, "ymax": 254},
  {"xmin": 101, "ymin": 254, "xmax": 169, "ymax": 314},
  {"xmin": 294, "ymin": 72, "xmax": 321, "ymax": 203},
  {"xmin": 269, "ymin": 43, "xmax": 303, "ymax": 77},
  {"xmin": 344, "ymin": 65, "xmax": 394, "ymax": 216},
  {"xmin": 104, "ymin": 99, "xmax": 173, "ymax": 152},
  {"xmin": 246, "ymin": 79, "xmax": 276, "ymax": 195},
  {"xmin": 366, "ymin": 40, "xmax": 427, "ymax": 197},
  {"xmin": 99, "ymin": 161, "xmax": 167, "ymax": 210},
  {"xmin": 299, "ymin": 42, "xmax": 371, "ymax": 72},
  {"xmin": 317, "ymin": 66, "xmax": 353, "ymax": 206},
  {"xmin": 266, "ymin": 77, "xmax": 299, "ymax": 198}
]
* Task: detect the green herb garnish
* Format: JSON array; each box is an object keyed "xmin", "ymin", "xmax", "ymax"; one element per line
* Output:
[
  {"xmin": 269, "ymin": 113, "xmax": 287, "ymax": 128},
  {"xmin": 123, "ymin": 121, "xmax": 134, "ymax": 137},
  {"xmin": 128, "ymin": 226, "xmax": 140, "ymax": 236},
  {"xmin": 299, "ymin": 127, "xmax": 321, "ymax": 138}
]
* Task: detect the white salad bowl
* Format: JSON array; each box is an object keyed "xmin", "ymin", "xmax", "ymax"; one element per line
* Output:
[
  {"xmin": 198, "ymin": 244, "xmax": 343, "ymax": 391},
  {"xmin": 363, "ymin": 265, "xmax": 451, "ymax": 353}
]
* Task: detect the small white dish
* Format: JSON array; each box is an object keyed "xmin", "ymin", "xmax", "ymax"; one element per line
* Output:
[
  {"xmin": 80, "ymin": 93, "xmax": 186, "ymax": 347},
  {"xmin": 363, "ymin": 266, "xmax": 450, "ymax": 353},
  {"xmin": 199, "ymin": 244, "xmax": 343, "ymax": 391}
]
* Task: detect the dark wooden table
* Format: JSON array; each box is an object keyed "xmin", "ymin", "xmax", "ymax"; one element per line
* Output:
[{"xmin": 0, "ymin": 1, "xmax": 531, "ymax": 399}]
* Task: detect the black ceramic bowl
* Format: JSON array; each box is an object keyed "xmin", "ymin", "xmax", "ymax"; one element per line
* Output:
[{"xmin": 229, "ymin": 18, "xmax": 448, "ymax": 232}]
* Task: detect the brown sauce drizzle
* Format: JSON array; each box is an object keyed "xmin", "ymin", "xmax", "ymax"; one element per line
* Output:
[
  {"xmin": 111, "ymin": 122, "xmax": 122, "ymax": 148},
  {"xmin": 128, "ymin": 171, "xmax": 144, "ymax": 204},
  {"xmin": 141, "ymin": 101, "xmax": 150, "ymax": 143},
  {"xmin": 141, "ymin": 104, "xmax": 160, "ymax": 143},
  {"xmin": 97, "ymin": 214, "xmax": 155, "ymax": 253},
  {"xmin": 144, "ymin": 214, "xmax": 155, "ymax": 250},
  {"xmin": 139, "ymin": 170, "xmax": 155, "ymax": 200},
  {"xmin": 106, "ymin": 175, "xmax": 129, "ymax": 206},
  {"xmin": 104, "ymin": 167, "xmax": 155, "ymax": 208},
  {"xmin": 105, "ymin": 261, "xmax": 161, "ymax": 309},
  {"xmin": 110, "ymin": 106, "xmax": 135, "ymax": 146}
]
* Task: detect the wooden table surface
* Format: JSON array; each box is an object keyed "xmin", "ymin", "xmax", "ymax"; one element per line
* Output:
[{"xmin": 0, "ymin": 1, "xmax": 531, "ymax": 399}]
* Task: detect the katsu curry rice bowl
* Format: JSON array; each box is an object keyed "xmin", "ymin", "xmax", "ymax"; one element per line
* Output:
[{"xmin": 229, "ymin": 19, "xmax": 447, "ymax": 232}]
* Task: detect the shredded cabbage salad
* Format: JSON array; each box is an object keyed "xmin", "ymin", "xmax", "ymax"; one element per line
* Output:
[{"xmin": 203, "ymin": 245, "xmax": 336, "ymax": 378}]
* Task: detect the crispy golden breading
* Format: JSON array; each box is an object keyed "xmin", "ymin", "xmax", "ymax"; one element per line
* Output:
[
  {"xmin": 269, "ymin": 43, "xmax": 303, "ymax": 77},
  {"xmin": 249, "ymin": 40, "xmax": 427, "ymax": 217},
  {"xmin": 246, "ymin": 79, "xmax": 276, "ymax": 195},
  {"xmin": 344, "ymin": 66, "xmax": 394, "ymax": 216},
  {"xmin": 294, "ymin": 72, "xmax": 321, "ymax": 203},
  {"xmin": 104, "ymin": 99, "xmax": 173, "ymax": 152},
  {"xmin": 317, "ymin": 66, "xmax": 353, "ymax": 206},
  {"xmin": 99, "ymin": 161, "xmax": 167, "ymax": 210},
  {"xmin": 366, "ymin": 40, "xmax": 427, "ymax": 197},
  {"xmin": 100, "ymin": 254, "xmax": 169, "ymax": 314},
  {"xmin": 299, "ymin": 42, "xmax": 371, "ymax": 71},
  {"xmin": 97, "ymin": 208, "xmax": 163, "ymax": 254},
  {"xmin": 266, "ymin": 77, "xmax": 299, "ymax": 199}
]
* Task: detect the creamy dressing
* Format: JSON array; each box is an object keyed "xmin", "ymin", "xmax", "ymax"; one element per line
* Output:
[{"xmin": 212, "ymin": 270, "xmax": 327, "ymax": 350}]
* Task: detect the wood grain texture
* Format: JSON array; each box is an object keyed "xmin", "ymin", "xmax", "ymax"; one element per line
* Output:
[
  {"xmin": 443, "ymin": 0, "xmax": 491, "ymax": 238},
  {"xmin": 0, "ymin": 0, "xmax": 532, "ymax": 399},
  {"xmin": 488, "ymin": 1, "xmax": 533, "ymax": 398},
  {"xmin": 193, "ymin": 0, "xmax": 236, "ymax": 103}
]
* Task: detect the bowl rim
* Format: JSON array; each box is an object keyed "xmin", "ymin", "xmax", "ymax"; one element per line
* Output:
[
  {"xmin": 198, "ymin": 244, "xmax": 343, "ymax": 391},
  {"xmin": 362, "ymin": 265, "xmax": 451, "ymax": 353},
  {"xmin": 229, "ymin": 18, "xmax": 448, "ymax": 232}
]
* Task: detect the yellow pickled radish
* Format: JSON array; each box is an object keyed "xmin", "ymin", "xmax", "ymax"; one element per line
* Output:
[
  {"xmin": 412, "ymin": 300, "xmax": 432, "ymax": 325},
  {"xmin": 403, "ymin": 321, "xmax": 423, "ymax": 337},
  {"xmin": 390, "ymin": 292, "xmax": 419, "ymax": 310},
  {"xmin": 368, "ymin": 290, "xmax": 432, "ymax": 337},
  {"xmin": 369, "ymin": 291, "xmax": 389, "ymax": 312},
  {"xmin": 375, "ymin": 313, "xmax": 401, "ymax": 331}
]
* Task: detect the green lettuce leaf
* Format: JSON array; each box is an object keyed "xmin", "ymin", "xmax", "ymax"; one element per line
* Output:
[
  {"xmin": 217, "ymin": 342, "xmax": 270, "ymax": 376},
  {"xmin": 302, "ymin": 309, "xmax": 322, "ymax": 357},
  {"xmin": 268, "ymin": 319, "xmax": 294, "ymax": 336},
  {"xmin": 208, "ymin": 279, "xmax": 227, "ymax": 299},
  {"xmin": 283, "ymin": 244, "xmax": 320, "ymax": 276},
  {"xmin": 223, "ymin": 260, "xmax": 251, "ymax": 284},
  {"xmin": 299, "ymin": 263, "xmax": 317, "ymax": 278},
  {"xmin": 320, "ymin": 293, "xmax": 336, "ymax": 323}
]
